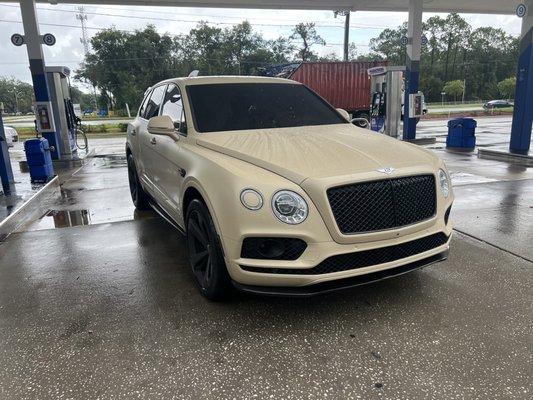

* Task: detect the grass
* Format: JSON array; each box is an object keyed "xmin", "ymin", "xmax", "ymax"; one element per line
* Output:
[{"xmin": 16, "ymin": 123, "xmax": 127, "ymax": 139}]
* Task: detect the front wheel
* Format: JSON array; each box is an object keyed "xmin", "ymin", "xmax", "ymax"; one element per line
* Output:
[{"xmin": 186, "ymin": 199, "xmax": 232, "ymax": 301}]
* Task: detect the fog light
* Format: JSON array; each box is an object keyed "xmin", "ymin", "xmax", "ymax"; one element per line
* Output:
[
  {"xmin": 240, "ymin": 188, "xmax": 263, "ymax": 210},
  {"xmin": 258, "ymin": 239, "xmax": 285, "ymax": 259}
]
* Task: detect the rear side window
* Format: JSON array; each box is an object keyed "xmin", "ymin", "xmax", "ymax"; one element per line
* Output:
[
  {"xmin": 138, "ymin": 91, "xmax": 151, "ymax": 119},
  {"xmin": 144, "ymin": 85, "xmax": 166, "ymax": 120}
]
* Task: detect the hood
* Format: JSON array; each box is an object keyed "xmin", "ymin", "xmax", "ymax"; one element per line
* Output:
[{"xmin": 196, "ymin": 124, "xmax": 437, "ymax": 184}]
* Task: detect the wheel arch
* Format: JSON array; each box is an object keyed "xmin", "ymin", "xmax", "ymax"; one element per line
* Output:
[{"xmin": 182, "ymin": 179, "xmax": 223, "ymax": 239}]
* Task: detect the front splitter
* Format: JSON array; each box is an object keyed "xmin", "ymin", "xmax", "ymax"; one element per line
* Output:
[{"xmin": 232, "ymin": 250, "xmax": 448, "ymax": 298}]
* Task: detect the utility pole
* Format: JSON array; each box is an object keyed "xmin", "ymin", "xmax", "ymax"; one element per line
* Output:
[
  {"xmin": 76, "ymin": 6, "xmax": 98, "ymax": 111},
  {"xmin": 334, "ymin": 10, "xmax": 351, "ymax": 61}
]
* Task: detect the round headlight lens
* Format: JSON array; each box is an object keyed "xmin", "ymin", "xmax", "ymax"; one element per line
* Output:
[
  {"xmin": 438, "ymin": 169, "xmax": 450, "ymax": 198},
  {"xmin": 271, "ymin": 190, "xmax": 308, "ymax": 224}
]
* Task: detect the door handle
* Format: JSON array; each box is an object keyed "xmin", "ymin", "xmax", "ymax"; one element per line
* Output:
[
  {"xmin": 150, "ymin": 137, "xmax": 157, "ymax": 145},
  {"xmin": 131, "ymin": 128, "xmax": 137, "ymax": 135}
]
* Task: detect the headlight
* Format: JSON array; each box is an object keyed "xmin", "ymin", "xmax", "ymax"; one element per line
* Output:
[
  {"xmin": 438, "ymin": 169, "xmax": 450, "ymax": 198},
  {"xmin": 271, "ymin": 190, "xmax": 308, "ymax": 224}
]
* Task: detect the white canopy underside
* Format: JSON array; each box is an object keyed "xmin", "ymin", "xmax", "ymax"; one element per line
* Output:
[{"xmin": 17, "ymin": 0, "xmax": 523, "ymax": 15}]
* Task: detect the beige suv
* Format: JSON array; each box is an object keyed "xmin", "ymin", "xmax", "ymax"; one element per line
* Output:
[{"xmin": 127, "ymin": 76, "xmax": 453, "ymax": 300}]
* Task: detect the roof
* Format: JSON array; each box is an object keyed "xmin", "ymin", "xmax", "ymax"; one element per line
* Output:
[
  {"xmin": 163, "ymin": 75, "xmax": 300, "ymax": 85},
  {"xmin": 27, "ymin": 0, "xmax": 521, "ymax": 14}
]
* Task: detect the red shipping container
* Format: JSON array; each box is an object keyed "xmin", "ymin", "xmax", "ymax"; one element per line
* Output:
[{"xmin": 287, "ymin": 61, "xmax": 388, "ymax": 119}]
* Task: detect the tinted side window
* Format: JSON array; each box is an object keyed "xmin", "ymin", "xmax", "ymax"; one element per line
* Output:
[
  {"xmin": 161, "ymin": 84, "xmax": 184, "ymax": 127},
  {"xmin": 144, "ymin": 85, "xmax": 166, "ymax": 120},
  {"xmin": 138, "ymin": 90, "xmax": 151, "ymax": 119}
]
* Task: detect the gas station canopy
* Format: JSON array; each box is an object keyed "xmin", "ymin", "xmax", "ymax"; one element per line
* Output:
[{"xmin": 25, "ymin": 0, "xmax": 521, "ymax": 14}]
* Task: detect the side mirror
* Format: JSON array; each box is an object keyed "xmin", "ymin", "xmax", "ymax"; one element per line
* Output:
[
  {"xmin": 147, "ymin": 115, "xmax": 175, "ymax": 136},
  {"xmin": 336, "ymin": 108, "xmax": 350, "ymax": 121}
]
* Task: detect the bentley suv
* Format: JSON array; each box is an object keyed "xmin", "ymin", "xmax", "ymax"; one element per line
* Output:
[{"xmin": 126, "ymin": 76, "xmax": 453, "ymax": 300}]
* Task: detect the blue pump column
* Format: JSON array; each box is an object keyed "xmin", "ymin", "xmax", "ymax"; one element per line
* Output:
[
  {"xmin": 403, "ymin": 0, "xmax": 423, "ymax": 141},
  {"xmin": 0, "ymin": 112, "xmax": 15, "ymax": 194},
  {"xmin": 510, "ymin": 0, "xmax": 533, "ymax": 154},
  {"xmin": 19, "ymin": 0, "xmax": 61, "ymax": 159}
]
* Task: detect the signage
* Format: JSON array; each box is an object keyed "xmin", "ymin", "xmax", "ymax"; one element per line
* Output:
[
  {"xmin": 421, "ymin": 35, "xmax": 428, "ymax": 46},
  {"xmin": 516, "ymin": 4, "xmax": 527, "ymax": 17},
  {"xmin": 400, "ymin": 36, "xmax": 408, "ymax": 46},
  {"xmin": 11, "ymin": 33, "xmax": 25, "ymax": 46},
  {"xmin": 34, "ymin": 102, "xmax": 56, "ymax": 133},
  {"xmin": 42, "ymin": 33, "xmax": 56, "ymax": 46}
]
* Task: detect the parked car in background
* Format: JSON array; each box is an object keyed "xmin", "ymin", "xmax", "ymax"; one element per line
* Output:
[
  {"xmin": 3, "ymin": 126, "xmax": 19, "ymax": 147},
  {"xmin": 483, "ymin": 100, "xmax": 513, "ymax": 109},
  {"xmin": 127, "ymin": 76, "xmax": 453, "ymax": 300}
]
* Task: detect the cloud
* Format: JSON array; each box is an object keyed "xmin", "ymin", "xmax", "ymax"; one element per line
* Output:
[{"xmin": 0, "ymin": 2, "xmax": 522, "ymax": 86}]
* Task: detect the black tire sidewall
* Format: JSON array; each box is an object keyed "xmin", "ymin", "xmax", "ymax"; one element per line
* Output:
[
  {"xmin": 186, "ymin": 199, "xmax": 231, "ymax": 300},
  {"xmin": 127, "ymin": 154, "xmax": 150, "ymax": 210}
]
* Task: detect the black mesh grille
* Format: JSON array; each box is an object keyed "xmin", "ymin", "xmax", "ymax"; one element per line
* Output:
[
  {"xmin": 327, "ymin": 175, "xmax": 436, "ymax": 234},
  {"xmin": 241, "ymin": 232, "xmax": 449, "ymax": 275},
  {"xmin": 241, "ymin": 237, "xmax": 307, "ymax": 260}
]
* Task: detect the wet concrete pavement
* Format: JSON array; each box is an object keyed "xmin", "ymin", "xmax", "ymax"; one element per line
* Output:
[
  {"xmin": 0, "ymin": 117, "xmax": 532, "ymax": 399},
  {"xmin": 1, "ymin": 220, "xmax": 531, "ymax": 399}
]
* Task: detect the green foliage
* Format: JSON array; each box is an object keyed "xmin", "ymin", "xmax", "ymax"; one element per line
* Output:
[
  {"xmin": 0, "ymin": 77, "xmax": 34, "ymax": 114},
  {"xmin": 497, "ymin": 77, "xmax": 516, "ymax": 100},
  {"xmin": 362, "ymin": 13, "xmax": 518, "ymax": 102},
  {"xmin": 442, "ymin": 80, "xmax": 465, "ymax": 101},
  {"xmin": 71, "ymin": 15, "xmax": 519, "ymax": 109},
  {"xmin": 290, "ymin": 23, "xmax": 326, "ymax": 61}
]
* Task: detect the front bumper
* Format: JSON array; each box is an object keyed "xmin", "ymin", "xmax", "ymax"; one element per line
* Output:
[
  {"xmin": 233, "ymin": 250, "xmax": 448, "ymax": 297},
  {"xmin": 223, "ymin": 223, "xmax": 452, "ymax": 288}
]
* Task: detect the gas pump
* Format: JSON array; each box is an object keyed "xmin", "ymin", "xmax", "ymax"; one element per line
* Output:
[
  {"xmin": 367, "ymin": 66, "xmax": 405, "ymax": 138},
  {"xmin": 34, "ymin": 66, "xmax": 78, "ymax": 160}
]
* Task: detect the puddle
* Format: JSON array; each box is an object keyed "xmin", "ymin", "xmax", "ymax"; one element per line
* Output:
[
  {"xmin": 27, "ymin": 209, "xmax": 92, "ymax": 231},
  {"xmin": 91, "ymin": 154, "xmax": 127, "ymax": 169}
]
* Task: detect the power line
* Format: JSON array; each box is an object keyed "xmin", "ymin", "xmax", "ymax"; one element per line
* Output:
[
  {"xmin": 0, "ymin": 19, "xmax": 370, "ymax": 48},
  {"xmin": 0, "ymin": 4, "xmax": 390, "ymax": 30}
]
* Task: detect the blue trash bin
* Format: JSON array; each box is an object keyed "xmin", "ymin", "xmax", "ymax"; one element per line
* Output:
[
  {"xmin": 446, "ymin": 118, "xmax": 477, "ymax": 150},
  {"xmin": 24, "ymin": 138, "xmax": 54, "ymax": 183}
]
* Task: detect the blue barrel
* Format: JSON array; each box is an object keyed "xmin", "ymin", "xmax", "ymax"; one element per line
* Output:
[
  {"xmin": 446, "ymin": 118, "xmax": 477, "ymax": 150},
  {"xmin": 24, "ymin": 138, "xmax": 54, "ymax": 183}
]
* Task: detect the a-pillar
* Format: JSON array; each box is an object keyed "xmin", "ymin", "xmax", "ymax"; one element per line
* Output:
[
  {"xmin": 510, "ymin": 0, "xmax": 533, "ymax": 154},
  {"xmin": 403, "ymin": 0, "xmax": 423, "ymax": 140}
]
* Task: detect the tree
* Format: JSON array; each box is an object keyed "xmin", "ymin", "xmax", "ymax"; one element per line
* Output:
[
  {"xmin": 443, "ymin": 80, "xmax": 464, "ymax": 102},
  {"xmin": 76, "ymin": 25, "xmax": 175, "ymax": 111},
  {"xmin": 497, "ymin": 77, "xmax": 516, "ymax": 100},
  {"xmin": 290, "ymin": 23, "xmax": 325, "ymax": 61},
  {"xmin": 0, "ymin": 77, "xmax": 34, "ymax": 114}
]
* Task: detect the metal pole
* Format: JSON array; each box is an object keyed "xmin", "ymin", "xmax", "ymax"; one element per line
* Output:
[
  {"xmin": 403, "ymin": 0, "xmax": 423, "ymax": 141},
  {"xmin": 510, "ymin": 0, "xmax": 533, "ymax": 154},
  {"xmin": 343, "ymin": 11, "xmax": 350, "ymax": 62},
  {"xmin": 0, "ymin": 107, "xmax": 15, "ymax": 194}
]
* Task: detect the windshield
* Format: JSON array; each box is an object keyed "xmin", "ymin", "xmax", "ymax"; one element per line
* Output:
[{"xmin": 186, "ymin": 83, "xmax": 347, "ymax": 133}]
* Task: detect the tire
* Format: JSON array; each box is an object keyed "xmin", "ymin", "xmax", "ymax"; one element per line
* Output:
[
  {"xmin": 127, "ymin": 153, "xmax": 151, "ymax": 210},
  {"xmin": 353, "ymin": 112, "xmax": 370, "ymax": 128},
  {"xmin": 186, "ymin": 199, "xmax": 232, "ymax": 301}
]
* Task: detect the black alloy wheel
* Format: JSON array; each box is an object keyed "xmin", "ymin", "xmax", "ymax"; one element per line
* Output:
[{"xmin": 186, "ymin": 199, "xmax": 232, "ymax": 300}]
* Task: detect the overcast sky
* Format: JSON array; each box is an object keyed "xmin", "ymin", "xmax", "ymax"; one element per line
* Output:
[{"xmin": 0, "ymin": 2, "xmax": 522, "ymax": 91}]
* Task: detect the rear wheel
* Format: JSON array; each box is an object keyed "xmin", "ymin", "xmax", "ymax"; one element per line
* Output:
[
  {"xmin": 186, "ymin": 199, "xmax": 232, "ymax": 301},
  {"xmin": 127, "ymin": 153, "xmax": 151, "ymax": 210}
]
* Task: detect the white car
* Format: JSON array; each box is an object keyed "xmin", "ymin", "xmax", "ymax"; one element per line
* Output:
[{"xmin": 3, "ymin": 126, "xmax": 19, "ymax": 147}]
